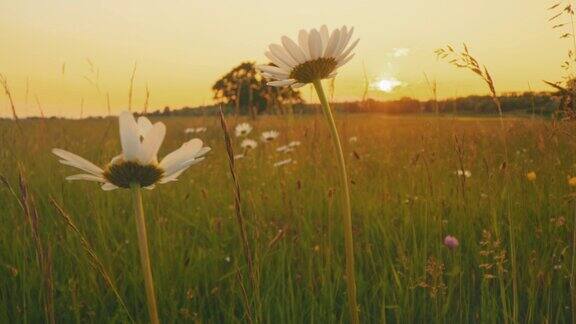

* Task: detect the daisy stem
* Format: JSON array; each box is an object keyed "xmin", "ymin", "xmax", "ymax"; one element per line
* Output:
[
  {"xmin": 312, "ymin": 79, "xmax": 360, "ymax": 324},
  {"xmin": 130, "ymin": 184, "xmax": 160, "ymax": 324}
]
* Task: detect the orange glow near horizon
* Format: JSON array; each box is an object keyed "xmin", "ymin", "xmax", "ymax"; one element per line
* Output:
[{"xmin": 0, "ymin": 0, "xmax": 569, "ymax": 117}]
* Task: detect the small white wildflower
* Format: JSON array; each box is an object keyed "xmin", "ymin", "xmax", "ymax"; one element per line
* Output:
[
  {"xmin": 241, "ymin": 139, "xmax": 258, "ymax": 150},
  {"xmin": 235, "ymin": 123, "xmax": 253, "ymax": 137},
  {"xmin": 274, "ymin": 158, "xmax": 293, "ymax": 167},
  {"xmin": 261, "ymin": 130, "xmax": 280, "ymax": 142}
]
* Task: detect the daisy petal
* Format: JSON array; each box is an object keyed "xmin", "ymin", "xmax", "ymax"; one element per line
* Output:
[
  {"xmin": 52, "ymin": 148, "xmax": 103, "ymax": 176},
  {"xmin": 337, "ymin": 54, "xmax": 355, "ymax": 68},
  {"xmin": 281, "ymin": 36, "xmax": 307, "ymax": 64},
  {"xmin": 324, "ymin": 29, "xmax": 341, "ymax": 57},
  {"xmin": 257, "ymin": 65, "xmax": 289, "ymax": 76},
  {"xmin": 291, "ymin": 83, "xmax": 306, "ymax": 89},
  {"xmin": 319, "ymin": 25, "xmax": 329, "ymax": 51},
  {"xmin": 334, "ymin": 26, "xmax": 353, "ymax": 58},
  {"xmin": 140, "ymin": 122, "xmax": 166, "ymax": 164},
  {"xmin": 337, "ymin": 38, "xmax": 359, "ymax": 62},
  {"xmin": 269, "ymin": 44, "xmax": 298, "ymax": 67},
  {"xmin": 264, "ymin": 51, "xmax": 292, "ymax": 71},
  {"xmin": 298, "ymin": 29, "xmax": 311, "ymax": 60},
  {"xmin": 65, "ymin": 174, "xmax": 106, "ymax": 182},
  {"xmin": 308, "ymin": 29, "xmax": 323, "ymax": 59},
  {"xmin": 137, "ymin": 117, "xmax": 153, "ymax": 137},
  {"xmin": 268, "ymin": 79, "xmax": 296, "ymax": 87},
  {"xmin": 119, "ymin": 111, "xmax": 141, "ymax": 161},
  {"xmin": 101, "ymin": 183, "xmax": 119, "ymax": 191},
  {"xmin": 159, "ymin": 138, "xmax": 204, "ymax": 175}
]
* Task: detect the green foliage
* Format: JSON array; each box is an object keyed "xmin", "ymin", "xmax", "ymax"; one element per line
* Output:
[{"xmin": 1, "ymin": 115, "xmax": 576, "ymax": 323}]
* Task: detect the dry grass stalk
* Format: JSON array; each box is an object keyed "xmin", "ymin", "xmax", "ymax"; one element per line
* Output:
[
  {"xmin": 106, "ymin": 92, "xmax": 112, "ymax": 116},
  {"xmin": 0, "ymin": 174, "xmax": 24, "ymax": 211},
  {"xmin": 143, "ymin": 84, "xmax": 150, "ymax": 114},
  {"xmin": 437, "ymin": 44, "xmax": 517, "ymax": 323},
  {"xmin": 436, "ymin": 44, "xmax": 508, "ymax": 160},
  {"xmin": 234, "ymin": 265, "xmax": 254, "ymax": 324},
  {"xmin": 25, "ymin": 77, "xmax": 30, "ymax": 104},
  {"xmin": 34, "ymin": 95, "xmax": 49, "ymax": 136},
  {"xmin": 362, "ymin": 61, "xmax": 369, "ymax": 105},
  {"xmin": 436, "ymin": 45, "xmax": 501, "ymax": 116},
  {"xmin": 0, "ymin": 73, "xmax": 23, "ymax": 133},
  {"xmin": 218, "ymin": 107, "xmax": 255, "ymax": 285},
  {"xmin": 423, "ymin": 72, "xmax": 439, "ymax": 114},
  {"xmin": 18, "ymin": 170, "xmax": 55, "ymax": 324},
  {"xmin": 128, "ymin": 62, "xmax": 137, "ymax": 112},
  {"xmin": 80, "ymin": 97, "xmax": 84, "ymax": 119},
  {"xmin": 218, "ymin": 107, "xmax": 257, "ymax": 322},
  {"xmin": 34, "ymin": 95, "xmax": 46, "ymax": 120},
  {"xmin": 49, "ymin": 197, "xmax": 135, "ymax": 323},
  {"xmin": 545, "ymin": 3, "xmax": 576, "ymax": 119},
  {"xmin": 548, "ymin": 2, "xmax": 576, "ymax": 72}
]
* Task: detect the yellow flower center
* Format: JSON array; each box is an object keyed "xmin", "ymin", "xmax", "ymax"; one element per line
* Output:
[
  {"xmin": 289, "ymin": 57, "xmax": 338, "ymax": 84},
  {"xmin": 103, "ymin": 161, "xmax": 164, "ymax": 188}
]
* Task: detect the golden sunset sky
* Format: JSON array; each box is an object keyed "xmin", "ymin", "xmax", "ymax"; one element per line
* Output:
[{"xmin": 0, "ymin": 0, "xmax": 568, "ymax": 117}]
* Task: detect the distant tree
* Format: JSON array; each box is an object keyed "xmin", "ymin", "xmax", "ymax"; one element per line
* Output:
[
  {"xmin": 162, "ymin": 106, "xmax": 171, "ymax": 116},
  {"xmin": 212, "ymin": 62, "xmax": 303, "ymax": 118}
]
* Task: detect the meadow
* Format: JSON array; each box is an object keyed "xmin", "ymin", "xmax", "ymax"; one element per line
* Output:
[{"xmin": 1, "ymin": 113, "xmax": 576, "ymax": 323}]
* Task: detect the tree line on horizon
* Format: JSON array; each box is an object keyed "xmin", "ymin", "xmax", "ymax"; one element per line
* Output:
[
  {"xmin": 144, "ymin": 91, "xmax": 558, "ymax": 118},
  {"xmin": 12, "ymin": 61, "xmax": 572, "ymax": 120}
]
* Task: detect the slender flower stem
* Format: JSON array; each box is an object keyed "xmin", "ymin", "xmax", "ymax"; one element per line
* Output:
[
  {"xmin": 313, "ymin": 79, "xmax": 360, "ymax": 324},
  {"xmin": 130, "ymin": 184, "xmax": 160, "ymax": 324}
]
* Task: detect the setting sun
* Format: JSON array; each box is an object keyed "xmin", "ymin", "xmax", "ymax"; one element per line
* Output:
[{"xmin": 376, "ymin": 77, "xmax": 403, "ymax": 93}]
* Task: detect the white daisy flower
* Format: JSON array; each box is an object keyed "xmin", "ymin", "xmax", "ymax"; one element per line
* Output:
[
  {"xmin": 235, "ymin": 123, "xmax": 253, "ymax": 137},
  {"xmin": 288, "ymin": 141, "xmax": 301, "ymax": 148},
  {"xmin": 53, "ymin": 111, "xmax": 211, "ymax": 191},
  {"xmin": 185, "ymin": 127, "xmax": 207, "ymax": 134},
  {"xmin": 276, "ymin": 145, "xmax": 293, "ymax": 153},
  {"xmin": 455, "ymin": 170, "xmax": 472, "ymax": 178},
  {"xmin": 261, "ymin": 130, "xmax": 280, "ymax": 142},
  {"xmin": 274, "ymin": 158, "xmax": 294, "ymax": 167},
  {"xmin": 257, "ymin": 25, "xmax": 359, "ymax": 88},
  {"xmin": 240, "ymin": 139, "xmax": 258, "ymax": 150}
]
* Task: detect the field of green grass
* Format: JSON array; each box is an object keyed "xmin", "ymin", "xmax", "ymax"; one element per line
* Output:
[{"xmin": 1, "ymin": 114, "xmax": 576, "ymax": 323}]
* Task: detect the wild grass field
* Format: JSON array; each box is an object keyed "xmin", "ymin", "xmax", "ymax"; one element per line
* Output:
[{"xmin": 1, "ymin": 114, "xmax": 575, "ymax": 323}]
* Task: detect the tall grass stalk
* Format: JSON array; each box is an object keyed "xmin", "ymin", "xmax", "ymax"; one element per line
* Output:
[
  {"xmin": 130, "ymin": 184, "xmax": 160, "ymax": 324},
  {"xmin": 312, "ymin": 79, "xmax": 360, "ymax": 324},
  {"xmin": 18, "ymin": 170, "xmax": 55, "ymax": 324},
  {"xmin": 49, "ymin": 197, "xmax": 135, "ymax": 322},
  {"xmin": 219, "ymin": 108, "xmax": 258, "ymax": 322},
  {"xmin": 0, "ymin": 74, "xmax": 23, "ymax": 133},
  {"xmin": 438, "ymin": 44, "xmax": 517, "ymax": 323}
]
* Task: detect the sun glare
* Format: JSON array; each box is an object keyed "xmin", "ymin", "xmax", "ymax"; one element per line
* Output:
[{"xmin": 376, "ymin": 77, "xmax": 402, "ymax": 93}]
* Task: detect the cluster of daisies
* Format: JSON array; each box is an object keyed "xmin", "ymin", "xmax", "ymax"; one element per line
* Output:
[{"xmin": 233, "ymin": 122, "xmax": 299, "ymax": 167}]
